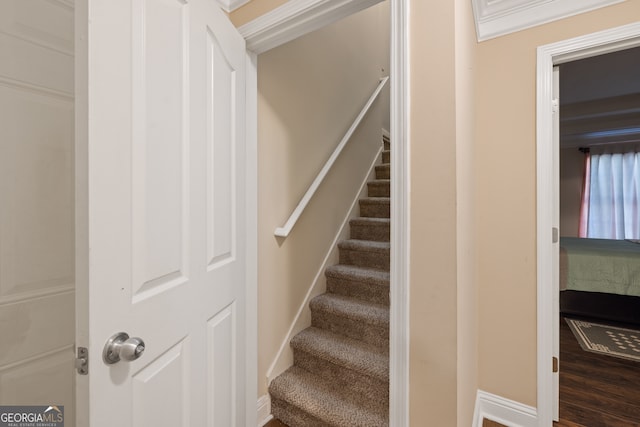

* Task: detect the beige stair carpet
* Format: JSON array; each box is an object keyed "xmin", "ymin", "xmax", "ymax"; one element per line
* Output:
[{"xmin": 269, "ymin": 136, "xmax": 391, "ymax": 427}]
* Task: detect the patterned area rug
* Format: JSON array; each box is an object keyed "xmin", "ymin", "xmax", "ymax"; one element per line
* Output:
[{"xmin": 566, "ymin": 318, "xmax": 640, "ymax": 362}]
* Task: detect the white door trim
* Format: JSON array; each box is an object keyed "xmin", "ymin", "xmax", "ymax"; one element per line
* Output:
[
  {"xmin": 536, "ymin": 21, "xmax": 640, "ymax": 427},
  {"xmin": 241, "ymin": 0, "xmax": 410, "ymax": 425},
  {"xmin": 388, "ymin": 0, "xmax": 410, "ymax": 425},
  {"xmin": 238, "ymin": 0, "xmax": 384, "ymax": 54},
  {"xmin": 245, "ymin": 50, "xmax": 259, "ymax": 427}
]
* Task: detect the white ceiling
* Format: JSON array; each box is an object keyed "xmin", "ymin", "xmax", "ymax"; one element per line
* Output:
[
  {"xmin": 560, "ymin": 46, "xmax": 640, "ymax": 104},
  {"xmin": 560, "ymin": 46, "xmax": 640, "ymax": 147}
]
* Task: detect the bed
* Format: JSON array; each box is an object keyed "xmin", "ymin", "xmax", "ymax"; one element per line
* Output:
[{"xmin": 560, "ymin": 237, "xmax": 640, "ymax": 325}]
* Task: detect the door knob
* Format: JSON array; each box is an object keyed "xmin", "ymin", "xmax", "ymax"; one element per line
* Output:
[{"xmin": 103, "ymin": 332, "xmax": 145, "ymax": 364}]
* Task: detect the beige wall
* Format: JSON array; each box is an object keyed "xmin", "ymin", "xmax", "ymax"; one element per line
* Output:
[
  {"xmin": 254, "ymin": 2, "xmax": 389, "ymax": 397},
  {"xmin": 560, "ymin": 148, "xmax": 584, "ymax": 237},
  {"xmin": 409, "ymin": 0, "xmax": 459, "ymax": 424},
  {"xmin": 476, "ymin": 1, "xmax": 640, "ymax": 407},
  {"xmin": 230, "ymin": 0, "xmax": 289, "ymax": 27},
  {"xmin": 409, "ymin": 0, "xmax": 479, "ymax": 423}
]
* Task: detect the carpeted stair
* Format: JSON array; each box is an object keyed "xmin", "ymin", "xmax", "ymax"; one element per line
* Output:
[{"xmin": 269, "ymin": 135, "xmax": 391, "ymax": 426}]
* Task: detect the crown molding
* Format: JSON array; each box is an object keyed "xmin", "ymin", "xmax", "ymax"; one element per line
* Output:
[{"xmin": 472, "ymin": 0, "xmax": 625, "ymax": 42}]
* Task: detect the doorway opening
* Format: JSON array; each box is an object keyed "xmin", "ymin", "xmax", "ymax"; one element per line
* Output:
[
  {"xmin": 239, "ymin": 0, "xmax": 408, "ymax": 424},
  {"xmin": 537, "ymin": 21, "xmax": 640, "ymax": 427},
  {"xmin": 557, "ymin": 45, "xmax": 640, "ymax": 425}
]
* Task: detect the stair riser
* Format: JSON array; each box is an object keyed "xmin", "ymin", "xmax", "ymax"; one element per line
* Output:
[
  {"xmin": 326, "ymin": 275, "xmax": 390, "ymax": 305},
  {"xmin": 350, "ymin": 222, "xmax": 390, "ymax": 242},
  {"xmin": 293, "ymin": 349, "xmax": 389, "ymax": 408},
  {"xmin": 367, "ymin": 182, "xmax": 390, "ymax": 197},
  {"xmin": 382, "ymin": 151, "xmax": 390, "ymax": 164},
  {"xmin": 339, "ymin": 247, "xmax": 390, "ymax": 271},
  {"xmin": 311, "ymin": 311, "xmax": 389, "ymax": 349},
  {"xmin": 272, "ymin": 396, "xmax": 386, "ymax": 427},
  {"xmin": 375, "ymin": 165, "xmax": 390, "ymax": 180},
  {"xmin": 359, "ymin": 201, "xmax": 390, "ymax": 218},
  {"xmin": 383, "ymin": 139, "xmax": 390, "ymax": 151},
  {"xmin": 271, "ymin": 397, "xmax": 327, "ymax": 427}
]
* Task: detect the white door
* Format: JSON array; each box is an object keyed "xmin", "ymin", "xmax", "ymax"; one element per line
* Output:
[{"xmin": 75, "ymin": 0, "xmax": 248, "ymax": 426}]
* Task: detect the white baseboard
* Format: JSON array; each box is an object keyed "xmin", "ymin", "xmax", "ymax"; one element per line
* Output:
[
  {"xmin": 472, "ymin": 390, "xmax": 538, "ymax": 427},
  {"xmin": 265, "ymin": 145, "xmax": 384, "ymax": 385},
  {"xmin": 257, "ymin": 394, "xmax": 273, "ymax": 427}
]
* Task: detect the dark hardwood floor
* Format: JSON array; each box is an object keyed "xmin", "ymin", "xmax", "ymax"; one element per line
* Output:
[
  {"xmin": 271, "ymin": 318, "xmax": 640, "ymax": 427},
  {"xmin": 556, "ymin": 316, "xmax": 640, "ymax": 426},
  {"xmin": 485, "ymin": 317, "xmax": 640, "ymax": 427}
]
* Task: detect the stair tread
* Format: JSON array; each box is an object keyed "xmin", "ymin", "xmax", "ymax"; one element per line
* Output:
[
  {"xmin": 338, "ymin": 239, "xmax": 390, "ymax": 252},
  {"xmin": 310, "ymin": 293, "xmax": 389, "ymax": 327},
  {"xmin": 270, "ymin": 366, "xmax": 388, "ymax": 427},
  {"xmin": 368, "ymin": 179, "xmax": 390, "ymax": 184},
  {"xmin": 360, "ymin": 197, "xmax": 390, "ymax": 204},
  {"xmin": 325, "ymin": 264, "xmax": 390, "ymax": 284},
  {"xmin": 325, "ymin": 264, "xmax": 390, "ymax": 305},
  {"xmin": 291, "ymin": 327, "xmax": 389, "ymax": 381},
  {"xmin": 349, "ymin": 216, "xmax": 390, "ymax": 225}
]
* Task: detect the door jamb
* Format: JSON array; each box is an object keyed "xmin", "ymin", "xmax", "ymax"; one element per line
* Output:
[
  {"xmin": 240, "ymin": 0, "xmax": 410, "ymax": 425},
  {"xmin": 536, "ymin": 21, "xmax": 640, "ymax": 427}
]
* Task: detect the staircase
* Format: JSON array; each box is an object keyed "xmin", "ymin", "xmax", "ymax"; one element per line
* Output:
[{"xmin": 269, "ymin": 136, "xmax": 391, "ymax": 427}]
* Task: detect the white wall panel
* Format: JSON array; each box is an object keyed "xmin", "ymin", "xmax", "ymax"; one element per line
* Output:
[
  {"xmin": 0, "ymin": 292, "xmax": 74, "ymax": 367},
  {"xmin": 0, "ymin": 87, "xmax": 73, "ymax": 301},
  {"xmin": 0, "ymin": 0, "xmax": 74, "ymax": 56},
  {"xmin": 0, "ymin": 0, "xmax": 75, "ymax": 417},
  {"xmin": 0, "ymin": 347, "xmax": 74, "ymax": 426}
]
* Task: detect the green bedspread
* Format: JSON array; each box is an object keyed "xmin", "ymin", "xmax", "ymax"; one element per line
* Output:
[{"xmin": 560, "ymin": 237, "xmax": 640, "ymax": 297}]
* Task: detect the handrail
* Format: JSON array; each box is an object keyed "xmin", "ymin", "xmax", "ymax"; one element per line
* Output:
[{"xmin": 274, "ymin": 76, "xmax": 390, "ymax": 238}]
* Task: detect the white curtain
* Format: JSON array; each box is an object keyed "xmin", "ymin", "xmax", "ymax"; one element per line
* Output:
[{"xmin": 587, "ymin": 152, "xmax": 640, "ymax": 239}]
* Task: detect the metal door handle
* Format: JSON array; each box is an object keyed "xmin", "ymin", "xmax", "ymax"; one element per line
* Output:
[{"xmin": 103, "ymin": 332, "xmax": 145, "ymax": 364}]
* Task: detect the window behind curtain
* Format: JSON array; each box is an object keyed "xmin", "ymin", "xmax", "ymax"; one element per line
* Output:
[{"xmin": 581, "ymin": 150, "xmax": 640, "ymax": 239}]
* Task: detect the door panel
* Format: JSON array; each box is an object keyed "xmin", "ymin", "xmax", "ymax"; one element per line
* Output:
[
  {"xmin": 207, "ymin": 304, "xmax": 236, "ymax": 427},
  {"xmin": 77, "ymin": 0, "xmax": 247, "ymax": 425},
  {"xmin": 133, "ymin": 339, "xmax": 190, "ymax": 427},
  {"xmin": 207, "ymin": 31, "xmax": 237, "ymax": 266},
  {"xmin": 131, "ymin": 0, "xmax": 189, "ymax": 299}
]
